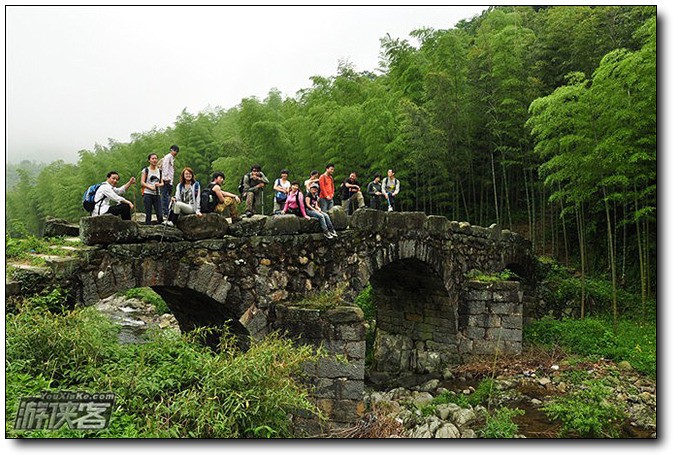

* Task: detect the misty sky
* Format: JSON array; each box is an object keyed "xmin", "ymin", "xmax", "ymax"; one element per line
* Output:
[{"xmin": 5, "ymin": 5, "xmax": 488, "ymax": 164}]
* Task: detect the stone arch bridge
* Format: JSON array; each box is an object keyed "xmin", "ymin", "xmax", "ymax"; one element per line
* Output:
[{"xmin": 8, "ymin": 207, "xmax": 534, "ymax": 427}]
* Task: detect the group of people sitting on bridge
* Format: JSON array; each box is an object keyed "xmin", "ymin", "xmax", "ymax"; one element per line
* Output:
[{"xmin": 89, "ymin": 145, "xmax": 401, "ymax": 239}]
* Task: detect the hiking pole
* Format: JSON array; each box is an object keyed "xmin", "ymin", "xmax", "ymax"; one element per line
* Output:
[{"xmin": 159, "ymin": 200, "xmax": 174, "ymax": 244}]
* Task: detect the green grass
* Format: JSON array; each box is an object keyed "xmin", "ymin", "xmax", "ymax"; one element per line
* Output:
[
  {"xmin": 541, "ymin": 378, "xmax": 627, "ymax": 437},
  {"xmin": 6, "ymin": 297, "xmax": 325, "ymax": 438},
  {"xmin": 122, "ymin": 287, "xmax": 170, "ymax": 315},
  {"xmin": 6, "ymin": 233, "xmax": 75, "ymax": 261},
  {"xmin": 466, "ymin": 268, "xmax": 517, "ymax": 283},
  {"xmin": 480, "ymin": 407, "xmax": 525, "ymax": 438},
  {"xmin": 294, "ymin": 284, "xmax": 347, "ymax": 310},
  {"xmin": 524, "ymin": 316, "xmax": 656, "ymax": 378}
]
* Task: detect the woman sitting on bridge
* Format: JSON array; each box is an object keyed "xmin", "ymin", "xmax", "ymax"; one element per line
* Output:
[
  {"xmin": 280, "ymin": 182, "xmax": 310, "ymax": 220},
  {"xmin": 167, "ymin": 167, "xmax": 203, "ymax": 225},
  {"xmin": 305, "ymin": 183, "xmax": 337, "ymax": 239}
]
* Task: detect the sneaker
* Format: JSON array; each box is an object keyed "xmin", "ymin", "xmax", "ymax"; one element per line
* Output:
[
  {"xmin": 330, "ymin": 230, "xmax": 338, "ymax": 238},
  {"xmin": 162, "ymin": 220, "xmax": 174, "ymax": 227},
  {"xmin": 324, "ymin": 232, "xmax": 333, "ymax": 239},
  {"xmin": 245, "ymin": 211, "xmax": 253, "ymax": 218},
  {"xmin": 387, "ymin": 206, "xmax": 394, "ymax": 212}
]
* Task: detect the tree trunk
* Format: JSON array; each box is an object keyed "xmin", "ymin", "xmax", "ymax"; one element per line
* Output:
[
  {"xmin": 490, "ymin": 149, "xmax": 500, "ymax": 226},
  {"xmin": 635, "ymin": 191, "xmax": 646, "ymax": 320},
  {"xmin": 602, "ymin": 186, "xmax": 618, "ymax": 333},
  {"xmin": 576, "ymin": 206, "xmax": 587, "ymax": 318}
]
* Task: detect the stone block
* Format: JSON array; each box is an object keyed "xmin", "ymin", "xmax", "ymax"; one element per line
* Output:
[
  {"xmin": 43, "ymin": 256, "xmax": 80, "ymax": 278},
  {"xmin": 336, "ymin": 378, "xmax": 364, "ymax": 400},
  {"xmin": 137, "ymin": 225, "xmax": 184, "ymax": 242},
  {"xmin": 501, "ymin": 315, "xmax": 523, "ymax": 330},
  {"xmin": 461, "ymin": 301, "xmax": 487, "ymax": 315},
  {"xmin": 298, "ymin": 216, "xmax": 322, "ymax": 234},
  {"xmin": 464, "ymin": 326, "xmax": 485, "ymax": 340},
  {"xmin": 43, "ymin": 218, "xmax": 80, "ymax": 238},
  {"xmin": 470, "ymin": 226, "xmax": 489, "ymax": 238},
  {"xmin": 485, "ymin": 327, "xmax": 521, "ymax": 342},
  {"xmin": 176, "ymin": 213, "xmax": 228, "ymax": 240},
  {"xmin": 338, "ymin": 323, "xmax": 366, "ymax": 341},
  {"xmin": 316, "ymin": 357, "xmax": 364, "ymax": 380},
  {"xmin": 327, "ymin": 205, "xmax": 348, "ymax": 230},
  {"xmin": 424, "ymin": 215, "xmax": 450, "ymax": 237},
  {"xmin": 227, "ymin": 214, "xmax": 266, "ymax": 237},
  {"xmin": 385, "ymin": 211, "xmax": 427, "ymax": 231},
  {"xmin": 311, "ymin": 377, "xmax": 337, "ymax": 398},
  {"xmin": 488, "ymin": 302, "xmax": 520, "ymax": 315},
  {"xmin": 344, "ymin": 341, "xmax": 366, "ymax": 360},
  {"xmin": 325, "ymin": 306, "xmax": 364, "ymax": 324},
  {"xmin": 488, "ymin": 223, "xmax": 502, "ymax": 242},
  {"xmin": 263, "ymin": 214, "xmax": 300, "ymax": 235},
  {"xmin": 432, "ymin": 331, "xmax": 456, "ymax": 344},
  {"xmin": 349, "ymin": 207, "xmax": 386, "ymax": 231},
  {"xmin": 80, "ymin": 215, "xmax": 139, "ymax": 245},
  {"xmin": 329, "ymin": 399, "xmax": 365, "ymax": 423},
  {"xmin": 111, "ymin": 262, "xmax": 136, "ymax": 291}
]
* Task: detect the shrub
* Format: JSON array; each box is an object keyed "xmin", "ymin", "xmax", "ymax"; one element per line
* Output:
[
  {"xmin": 466, "ymin": 269, "xmax": 517, "ymax": 283},
  {"xmin": 123, "ymin": 287, "xmax": 170, "ymax": 315},
  {"xmin": 480, "ymin": 407, "xmax": 524, "ymax": 438},
  {"xmin": 536, "ymin": 258, "xmax": 654, "ymax": 321},
  {"xmin": 294, "ymin": 284, "xmax": 347, "ymax": 310},
  {"xmin": 6, "ymin": 299, "xmax": 325, "ymax": 438},
  {"xmin": 524, "ymin": 316, "xmax": 656, "ymax": 378},
  {"xmin": 427, "ymin": 378, "xmax": 499, "ymax": 410},
  {"xmin": 542, "ymin": 379, "xmax": 626, "ymax": 437},
  {"xmin": 354, "ymin": 284, "xmax": 375, "ymax": 321}
]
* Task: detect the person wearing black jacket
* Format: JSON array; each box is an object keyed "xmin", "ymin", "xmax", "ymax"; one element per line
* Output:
[
  {"xmin": 341, "ymin": 171, "xmax": 365, "ymax": 215},
  {"xmin": 367, "ymin": 173, "xmax": 387, "ymax": 210}
]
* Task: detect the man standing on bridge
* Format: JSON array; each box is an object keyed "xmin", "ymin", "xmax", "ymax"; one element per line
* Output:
[
  {"xmin": 159, "ymin": 144, "xmax": 179, "ymax": 217},
  {"xmin": 318, "ymin": 163, "xmax": 336, "ymax": 213}
]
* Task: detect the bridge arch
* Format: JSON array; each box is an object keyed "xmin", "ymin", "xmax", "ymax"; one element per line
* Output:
[
  {"xmin": 82, "ymin": 255, "xmax": 253, "ymax": 347},
  {"xmin": 349, "ymin": 237, "xmax": 461, "ymax": 384}
]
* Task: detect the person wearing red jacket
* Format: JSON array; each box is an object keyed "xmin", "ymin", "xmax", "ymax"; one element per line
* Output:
[{"xmin": 318, "ymin": 163, "xmax": 335, "ymax": 212}]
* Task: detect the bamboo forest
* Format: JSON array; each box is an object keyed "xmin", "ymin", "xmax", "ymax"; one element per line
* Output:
[{"xmin": 5, "ymin": 5, "xmax": 657, "ymax": 438}]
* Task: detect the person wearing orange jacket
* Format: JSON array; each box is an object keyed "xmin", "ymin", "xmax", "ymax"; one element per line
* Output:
[{"xmin": 318, "ymin": 163, "xmax": 335, "ymax": 212}]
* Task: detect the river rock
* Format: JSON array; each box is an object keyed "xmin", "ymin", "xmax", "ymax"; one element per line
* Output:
[
  {"xmin": 411, "ymin": 392, "xmax": 435, "ymax": 409},
  {"xmin": 419, "ymin": 379, "xmax": 440, "ymax": 393},
  {"xmin": 435, "ymin": 422, "xmax": 461, "ymax": 438}
]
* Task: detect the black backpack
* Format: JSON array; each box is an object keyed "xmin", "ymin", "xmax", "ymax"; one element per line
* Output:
[
  {"xmin": 200, "ymin": 183, "xmax": 219, "ymax": 214},
  {"xmin": 237, "ymin": 173, "xmax": 250, "ymax": 194}
]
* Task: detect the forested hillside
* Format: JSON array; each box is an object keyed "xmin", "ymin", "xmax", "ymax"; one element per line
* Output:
[{"xmin": 6, "ymin": 6, "xmax": 656, "ymax": 305}]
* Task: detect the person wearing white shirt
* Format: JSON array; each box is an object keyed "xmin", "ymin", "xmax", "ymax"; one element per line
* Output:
[
  {"xmin": 159, "ymin": 144, "xmax": 179, "ymax": 217},
  {"xmin": 92, "ymin": 171, "xmax": 136, "ymax": 219}
]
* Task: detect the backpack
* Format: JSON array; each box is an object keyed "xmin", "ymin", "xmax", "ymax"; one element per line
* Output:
[
  {"xmin": 238, "ymin": 173, "xmax": 250, "ymax": 194},
  {"xmin": 82, "ymin": 183, "xmax": 104, "ymax": 213},
  {"xmin": 200, "ymin": 183, "xmax": 219, "ymax": 214},
  {"xmin": 141, "ymin": 167, "xmax": 162, "ymax": 195},
  {"xmin": 275, "ymin": 179, "xmax": 288, "ymax": 204}
]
